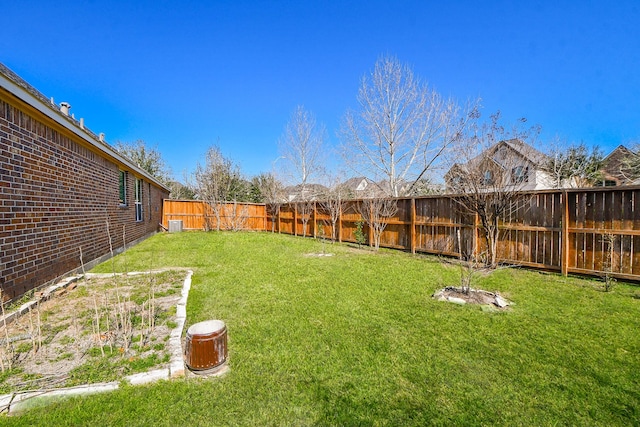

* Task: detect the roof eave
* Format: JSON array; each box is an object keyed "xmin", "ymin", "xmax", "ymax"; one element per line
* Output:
[{"xmin": 0, "ymin": 63, "xmax": 170, "ymax": 192}]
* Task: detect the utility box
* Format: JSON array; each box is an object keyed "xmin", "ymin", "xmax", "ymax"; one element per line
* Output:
[{"xmin": 168, "ymin": 220, "xmax": 183, "ymax": 233}]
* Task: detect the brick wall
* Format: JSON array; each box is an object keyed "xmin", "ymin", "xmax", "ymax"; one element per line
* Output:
[{"xmin": 0, "ymin": 95, "xmax": 169, "ymax": 300}]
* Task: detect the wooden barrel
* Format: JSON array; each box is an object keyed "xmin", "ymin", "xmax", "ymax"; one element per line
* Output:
[{"xmin": 184, "ymin": 320, "xmax": 228, "ymax": 372}]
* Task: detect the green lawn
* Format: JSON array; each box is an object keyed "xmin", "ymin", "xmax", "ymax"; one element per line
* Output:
[{"xmin": 3, "ymin": 232, "xmax": 639, "ymax": 426}]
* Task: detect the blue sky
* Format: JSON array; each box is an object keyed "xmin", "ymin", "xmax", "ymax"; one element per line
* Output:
[{"xmin": 2, "ymin": 1, "xmax": 639, "ymax": 180}]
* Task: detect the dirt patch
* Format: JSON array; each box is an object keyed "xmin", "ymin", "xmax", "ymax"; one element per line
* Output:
[
  {"xmin": 433, "ymin": 287, "xmax": 511, "ymax": 309},
  {"xmin": 0, "ymin": 270, "xmax": 186, "ymax": 392}
]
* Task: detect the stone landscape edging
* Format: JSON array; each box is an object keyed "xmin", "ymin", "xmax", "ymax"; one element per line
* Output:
[{"xmin": 0, "ymin": 269, "xmax": 193, "ymax": 415}]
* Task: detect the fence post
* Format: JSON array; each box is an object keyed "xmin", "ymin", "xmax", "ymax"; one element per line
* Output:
[
  {"xmin": 410, "ymin": 198, "xmax": 416, "ymax": 254},
  {"xmin": 474, "ymin": 212, "xmax": 479, "ymax": 260},
  {"xmin": 368, "ymin": 201, "xmax": 374, "ymax": 247},
  {"xmin": 162, "ymin": 199, "xmax": 168, "ymax": 230},
  {"xmin": 561, "ymin": 190, "xmax": 569, "ymax": 276},
  {"xmin": 294, "ymin": 203, "xmax": 298, "ymax": 236},
  {"xmin": 263, "ymin": 203, "xmax": 267, "ymax": 232},
  {"xmin": 338, "ymin": 202, "xmax": 343, "ymax": 243},
  {"xmin": 201, "ymin": 202, "xmax": 206, "ymax": 231},
  {"xmin": 277, "ymin": 205, "xmax": 281, "ymax": 234},
  {"xmin": 312, "ymin": 202, "xmax": 317, "ymax": 238}
]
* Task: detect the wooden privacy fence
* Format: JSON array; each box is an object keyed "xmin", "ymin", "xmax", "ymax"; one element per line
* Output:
[
  {"xmin": 163, "ymin": 200, "xmax": 267, "ymax": 231},
  {"xmin": 163, "ymin": 186, "xmax": 640, "ymax": 281}
]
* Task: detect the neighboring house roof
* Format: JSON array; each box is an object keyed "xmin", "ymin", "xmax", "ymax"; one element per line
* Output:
[
  {"xmin": 284, "ymin": 183, "xmax": 328, "ymax": 202},
  {"xmin": 447, "ymin": 139, "xmax": 548, "ymax": 175},
  {"xmin": 600, "ymin": 145, "xmax": 635, "ymax": 185},
  {"xmin": 0, "ymin": 62, "xmax": 169, "ymax": 191},
  {"xmin": 342, "ymin": 177, "xmax": 402, "ymax": 198},
  {"xmin": 338, "ymin": 176, "xmax": 383, "ymax": 198},
  {"xmin": 375, "ymin": 179, "xmax": 411, "ymax": 197},
  {"xmin": 341, "ymin": 177, "xmax": 373, "ymax": 193},
  {"xmin": 499, "ymin": 138, "xmax": 548, "ymax": 165},
  {"xmin": 444, "ymin": 139, "xmax": 550, "ymax": 190},
  {"xmin": 474, "ymin": 139, "xmax": 547, "ymax": 170},
  {"xmin": 407, "ymin": 179, "xmax": 445, "ymax": 196},
  {"xmin": 339, "ymin": 176, "xmax": 443, "ymax": 198}
]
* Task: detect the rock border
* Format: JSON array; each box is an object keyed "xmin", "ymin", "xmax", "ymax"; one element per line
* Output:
[
  {"xmin": 433, "ymin": 286, "xmax": 511, "ymax": 309},
  {"xmin": 303, "ymin": 253, "xmax": 335, "ymax": 257},
  {"xmin": 0, "ymin": 269, "xmax": 195, "ymax": 415}
]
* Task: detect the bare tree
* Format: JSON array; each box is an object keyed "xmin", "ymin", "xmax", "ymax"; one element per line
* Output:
[
  {"xmin": 297, "ymin": 200, "xmax": 315, "ymax": 238},
  {"xmin": 163, "ymin": 169, "xmax": 197, "ymax": 200},
  {"xmin": 278, "ymin": 106, "xmax": 326, "ymax": 237},
  {"xmin": 224, "ymin": 201, "xmax": 249, "ymax": 231},
  {"xmin": 278, "ymin": 106, "xmax": 325, "ymax": 191},
  {"xmin": 266, "ymin": 202, "xmax": 281, "ymax": 233},
  {"xmin": 249, "ymin": 173, "xmax": 280, "ymax": 203},
  {"xmin": 445, "ymin": 111, "xmax": 541, "ymax": 268},
  {"xmin": 194, "ymin": 145, "xmax": 245, "ymax": 231},
  {"xmin": 543, "ymin": 140, "xmax": 604, "ymax": 188},
  {"xmin": 319, "ymin": 176, "xmax": 349, "ymax": 242},
  {"xmin": 601, "ymin": 232, "xmax": 617, "ymax": 292},
  {"xmin": 166, "ymin": 179, "xmax": 196, "ymax": 200},
  {"xmin": 358, "ymin": 197, "xmax": 398, "ymax": 250},
  {"xmin": 251, "ymin": 172, "xmax": 285, "ymax": 232},
  {"xmin": 340, "ymin": 56, "xmax": 468, "ymax": 197}
]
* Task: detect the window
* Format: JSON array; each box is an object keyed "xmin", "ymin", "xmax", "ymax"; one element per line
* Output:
[
  {"xmin": 450, "ymin": 175, "xmax": 463, "ymax": 188},
  {"xmin": 511, "ymin": 166, "xmax": 529, "ymax": 184},
  {"xmin": 595, "ymin": 179, "xmax": 617, "ymax": 187},
  {"xmin": 119, "ymin": 170, "xmax": 127, "ymax": 205},
  {"xmin": 135, "ymin": 178, "xmax": 143, "ymax": 222},
  {"xmin": 482, "ymin": 170, "xmax": 494, "ymax": 186}
]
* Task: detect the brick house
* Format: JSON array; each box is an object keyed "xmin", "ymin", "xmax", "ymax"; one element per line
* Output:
[{"xmin": 0, "ymin": 63, "xmax": 170, "ymax": 300}]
